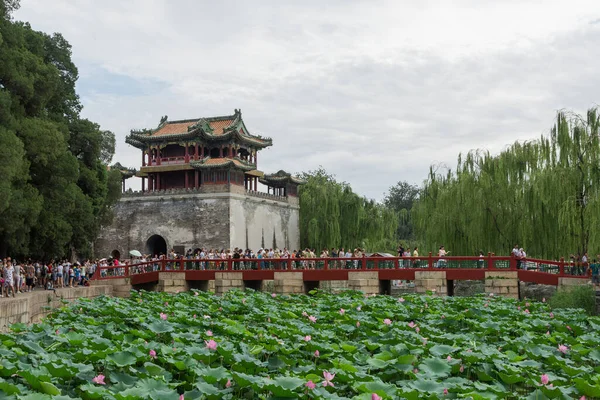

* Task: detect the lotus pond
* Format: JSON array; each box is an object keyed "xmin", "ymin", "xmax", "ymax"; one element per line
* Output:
[{"xmin": 1, "ymin": 290, "xmax": 600, "ymax": 399}]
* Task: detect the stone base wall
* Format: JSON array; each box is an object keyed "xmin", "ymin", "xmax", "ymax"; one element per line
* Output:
[
  {"xmin": 485, "ymin": 271, "xmax": 519, "ymax": 299},
  {"xmin": 274, "ymin": 272, "xmax": 304, "ymax": 294},
  {"xmin": 158, "ymin": 272, "xmax": 189, "ymax": 293},
  {"xmin": 348, "ymin": 272, "xmax": 379, "ymax": 295},
  {"xmin": 415, "ymin": 271, "xmax": 447, "ymax": 295},
  {"xmin": 215, "ymin": 272, "xmax": 244, "ymax": 294},
  {"xmin": 93, "ymin": 278, "xmax": 132, "ymax": 298},
  {"xmin": 319, "ymin": 280, "xmax": 349, "ymax": 293},
  {"xmin": 558, "ymin": 277, "xmax": 590, "ymax": 290},
  {"xmin": 0, "ymin": 285, "xmax": 113, "ymax": 331}
]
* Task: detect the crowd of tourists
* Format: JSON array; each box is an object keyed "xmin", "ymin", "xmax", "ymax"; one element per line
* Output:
[{"xmin": 0, "ymin": 258, "xmax": 98, "ymax": 298}]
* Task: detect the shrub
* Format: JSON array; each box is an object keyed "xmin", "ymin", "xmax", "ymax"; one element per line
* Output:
[{"xmin": 549, "ymin": 285, "xmax": 597, "ymax": 315}]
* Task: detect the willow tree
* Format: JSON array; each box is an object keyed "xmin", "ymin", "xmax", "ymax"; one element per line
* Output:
[
  {"xmin": 299, "ymin": 168, "xmax": 398, "ymax": 252},
  {"xmin": 413, "ymin": 108, "xmax": 600, "ymax": 259}
]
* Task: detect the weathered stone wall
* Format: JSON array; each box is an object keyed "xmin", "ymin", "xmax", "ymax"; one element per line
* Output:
[
  {"xmin": 0, "ymin": 286, "xmax": 113, "ymax": 331},
  {"xmin": 96, "ymin": 190, "xmax": 300, "ymax": 259},
  {"xmin": 348, "ymin": 272, "xmax": 379, "ymax": 295},
  {"xmin": 230, "ymin": 194, "xmax": 300, "ymax": 251},
  {"xmin": 319, "ymin": 280, "xmax": 349, "ymax": 293},
  {"xmin": 215, "ymin": 272, "xmax": 244, "ymax": 294},
  {"xmin": 414, "ymin": 271, "xmax": 447, "ymax": 296},
  {"xmin": 158, "ymin": 272, "xmax": 189, "ymax": 293},
  {"xmin": 274, "ymin": 272, "xmax": 304, "ymax": 294},
  {"xmin": 485, "ymin": 271, "xmax": 519, "ymax": 299}
]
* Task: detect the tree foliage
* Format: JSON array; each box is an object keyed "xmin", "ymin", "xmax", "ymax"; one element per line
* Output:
[
  {"xmin": 299, "ymin": 168, "xmax": 398, "ymax": 252},
  {"xmin": 412, "ymin": 109, "xmax": 600, "ymax": 259},
  {"xmin": 0, "ymin": 4, "xmax": 119, "ymax": 259},
  {"xmin": 383, "ymin": 180, "xmax": 420, "ymax": 241}
]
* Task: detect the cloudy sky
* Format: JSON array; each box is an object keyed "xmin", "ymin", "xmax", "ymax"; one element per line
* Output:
[{"xmin": 14, "ymin": 0, "xmax": 600, "ymax": 200}]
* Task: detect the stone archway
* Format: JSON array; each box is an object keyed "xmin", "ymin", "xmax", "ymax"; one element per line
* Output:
[
  {"xmin": 111, "ymin": 249, "xmax": 121, "ymax": 260},
  {"xmin": 146, "ymin": 235, "xmax": 167, "ymax": 257}
]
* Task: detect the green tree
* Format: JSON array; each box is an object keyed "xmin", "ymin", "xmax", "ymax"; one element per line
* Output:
[
  {"xmin": 0, "ymin": 2, "xmax": 120, "ymax": 259},
  {"xmin": 412, "ymin": 108, "xmax": 600, "ymax": 259},
  {"xmin": 299, "ymin": 168, "xmax": 398, "ymax": 252},
  {"xmin": 383, "ymin": 180, "xmax": 420, "ymax": 241}
]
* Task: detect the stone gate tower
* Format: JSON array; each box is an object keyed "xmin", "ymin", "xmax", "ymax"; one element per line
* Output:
[{"xmin": 95, "ymin": 110, "xmax": 303, "ymax": 259}]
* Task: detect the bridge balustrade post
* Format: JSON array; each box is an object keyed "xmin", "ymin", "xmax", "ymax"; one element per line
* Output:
[
  {"xmin": 361, "ymin": 257, "xmax": 367, "ymax": 270},
  {"xmin": 509, "ymin": 255, "xmax": 517, "ymax": 271},
  {"xmin": 161, "ymin": 259, "xmax": 166, "ymax": 272},
  {"xmin": 394, "ymin": 258, "xmax": 399, "ymax": 269},
  {"xmin": 324, "ymin": 258, "xmax": 329, "ymax": 270},
  {"xmin": 559, "ymin": 257, "xmax": 565, "ymax": 276},
  {"xmin": 227, "ymin": 259, "xmax": 232, "ymax": 271},
  {"xmin": 179, "ymin": 259, "xmax": 184, "ymax": 271},
  {"xmin": 428, "ymin": 252, "xmax": 433, "ymax": 269},
  {"xmin": 374, "ymin": 258, "xmax": 379, "ymax": 270},
  {"xmin": 487, "ymin": 252, "xmax": 493, "ymax": 270},
  {"xmin": 125, "ymin": 264, "xmax": 130, "ymax": 277}
]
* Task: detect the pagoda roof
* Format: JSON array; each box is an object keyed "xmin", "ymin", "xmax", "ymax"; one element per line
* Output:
[
  {"xmin": 190, "ymin": 157, "xmax": 256, "ymax": 171},
  {"xmin": 259, "ymin": 170, "xmax": 305, "ymax": 187},
  {"xmin": 109, "ymin": 162, "xmax": 136, "ymax": 179},
  {"xmin": 126, "ymin": 109, "xmax": 273, "ymax": 149}
]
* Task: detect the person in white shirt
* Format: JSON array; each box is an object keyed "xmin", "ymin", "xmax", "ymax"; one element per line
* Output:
[
  {"xmin": 519, "ymin": 248, "xmax": 527, "ymax": 270},
  {"xmin": 437, "ymin": 246, "xmax": 448, "ymax": 268}
]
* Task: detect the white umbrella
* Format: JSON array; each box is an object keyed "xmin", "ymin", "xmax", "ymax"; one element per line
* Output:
[{"xmin": 129, "ymin": 250, "xmax": 142, "ymax": 257}]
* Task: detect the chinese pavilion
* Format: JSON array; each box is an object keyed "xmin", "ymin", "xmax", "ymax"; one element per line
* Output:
[
  {"xmin": 95, "ymin": 110, "xmax": 303, "ymax": 259},
  {"xmin": 126, "ymin": 109, "xmax": 277, "ymax": 193}
]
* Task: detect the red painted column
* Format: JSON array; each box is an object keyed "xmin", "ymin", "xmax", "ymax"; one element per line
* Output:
[
  {"xmin": 201, "ymin": 146, "xmax": 205, "ymax": 158},
  {"xmin": 142, "ymin": 151, "xmax": 146, "ymax": 166},
  {"xmin": 219, "ymin": 146, "xmax": 223, "ymax": 158},
  {"xmin": 195, "ymin": 171, "xmax": 199, "ymax": 188},
  {"xmin": 157, "ymin": 148, "xmax": 161, "ymax": 165},
  {"xmin": 185, "ymin": 144, "xmax": 189, "ymax": 163},
  {"xmin": 194, "ymin": 143, "xmax": 199, "ymax": 160},
  {"xmin": 156, "ymin": 174, "xmax": 161, "ymax": 190}
]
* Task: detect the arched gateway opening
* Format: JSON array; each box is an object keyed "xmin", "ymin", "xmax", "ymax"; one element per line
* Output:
[{"xmin": 146, "ymin": 235, "xmax": 167, "ymax": 257}]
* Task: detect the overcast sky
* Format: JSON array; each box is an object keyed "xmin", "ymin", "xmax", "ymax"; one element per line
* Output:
[{"xmin": 14, "ymin": 0, "xmax": 600, "ymax": 200}]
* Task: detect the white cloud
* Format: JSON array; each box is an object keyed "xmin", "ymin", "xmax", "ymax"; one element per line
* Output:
[{"xmin": 13, "ymin": 0, "xmax": 600, "ymax": 199}]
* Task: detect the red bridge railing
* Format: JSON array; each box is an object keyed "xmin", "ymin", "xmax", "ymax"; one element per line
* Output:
[{"xmin": 93, "ymin": 254, "xmax": 592, "ymax": 282}]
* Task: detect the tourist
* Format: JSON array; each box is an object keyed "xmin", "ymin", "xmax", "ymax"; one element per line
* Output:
[
  {"xmin": 512, "ymin": 244, "xmax": 521, "ymax": 269},
  {"xmin": 413, "ymin": 247, "xmax": 420, "ymax": 268},
  {"xmin": 3, "ymin": 261, "xmax": 15, "ymax": 297},
  {"xmin": 25, "ymin": 263, "xmax": 35, "ymax": 292},
  {"xmin": 57, "ymin": 262, "xmax": 64, "ymax": 288},
  {"xmin": 519, "ymin": 248, "xmax": 527, "ymax": 270},
  {"xmin": 591, "ymin": 259, "xmax": 599, "ymax": 287},
  {"xmin": 437, "ymin": 246, "xmax": 447, "ymax": 268}
]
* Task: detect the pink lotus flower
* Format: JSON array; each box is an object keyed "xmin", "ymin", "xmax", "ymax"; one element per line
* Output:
[
  {"xmin": 422, "ymin": 338, "xmax": 428, "ymax": 346},
  {"xmin": 193, "ymin": 314, "xmax": 197, "ymax": 319},
  {"xmin": 441, "ymin": 315, "xmax": 446, "ymax": 319},
  {"xmin": 92, "ymin": 375, "xmax": 106, "ymax": 385},
  {"xmin": 322, "ymin": 371, "xmax": 335, "ymax": 387},
  {"xmin": 271, "ymin": 293, "xmax": 277, "ymax": 298},
  {"xmin": 484, "ymin": 303, "xmax": 488, "ymax": 307},
  {"xmin": 413, "ymin": 368, "xmax": 419, "ymax": 373},
  {"xmin": 302, "ymin": 311, "xmax": 308, "ymax": 317},
  {"xmin": 459, "ymin": 365, "xmax": 464, "ymax": 373},
  {"xmin": 308, "ymin": 316, "xmax": 317, "ymax": 323},
  {"xmin": 314, "ymin": 350, "xmax": 320, "ymax": 357},
  {"xmin": 357, "ymin": 306, "xmax": 362, "ymax": 311},
  {"xmin": 205, "ymin": 340, "xmax": 218, "ymax": 351},
  {"xmin": 304, "ymin": 335, "xmax": 311, "ymax": 342},
  {"xmin": 372, "ymin": 394, "xmax": 382, "ymax": 400},
  {"xmin": 542, "ymin": 297, "xmax": 546, "ymax": 302},
  {"xmin": 55, "ymin": 330, "xmax": 59, "ymax": 335},
  {"xmin": 546, "ymin": 331, "xmax": 550, "ymax": 335},
  {"xmin": 383, "ymin": 318, "xmax": 392, "ymax": 325},
  {"xmin": 549, "ymin": 312, "xmax": 554, "ymax": 318},
  {"xmin": 339, "ymin": 308, "xmax": 345, "ymax": 315},
  {"xmin": 356, "ymin": 321, "xmax": 360, "ymax": 327},
  {"xmin": 517, "ymin": 306, "xmax": 521, "ymax": 310},
  {"xmin": 160, "ymin": 313, "xmax": 167, "ymax": 320},
  {"xmin": 489, "ymin": 293, "xmax": 494, "ymax": 297},
  {"xmin": 580, "ymin": 397, "xmax": 586, "ymax": 400},
  {"xmin": 541, "ymin": 374, "xmax": 550, "ymax": 385},
  {"xmin": 567, "ymin": 325, "xmax": 572, "ymax": 331},
  {"xmin": 415, "ymin": 327, "xmax": 420, "ymax": 333},
  {"xmin": 443, "ymin": 388, "xmax": 448, "ymax": 395},
  {"xmin": 408, "ymin": 321, "xmax": 416, "ymax": 328},
  {"xmin": 149, "ymin": 349, "xmax": 156, "ymax": 359},
  {"xmin": 524, "ymin": 309, "xmax": 530, "ymax": 314},
  {"xmin": 180, "ymin": 395, "xmax": 184, "ymax": 400},
  {"xmin": 226, "ymin": 379, "xmax": 232, "ymax": 388},
  {"xmin": 306, "ymin": 380, "xmax": 316, "ymax": 389},
  {"xmin": 165, "ymin": 302, "xmax": 168, "ymax": 306},
  {"xmin": 194, "ymin": 291, "xmax": 199, "ymax": 296},
  {"xmin": 398, "ymin": 297, "xmax": 405, "ymax": 302},
  {"xmin": 206, "ymin": 330, "xmax": 213, "ymax": 337},
  {"xmin": 447, "ymin": 355, "xmax": 452, "ymax": 361},
  {"xmin": 558, "ymin": 344, "xmax": 568, "ymax": 354},
  {"xmin": 526, "ymin": 302, "xmax": 530, "ymax": 307}
]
